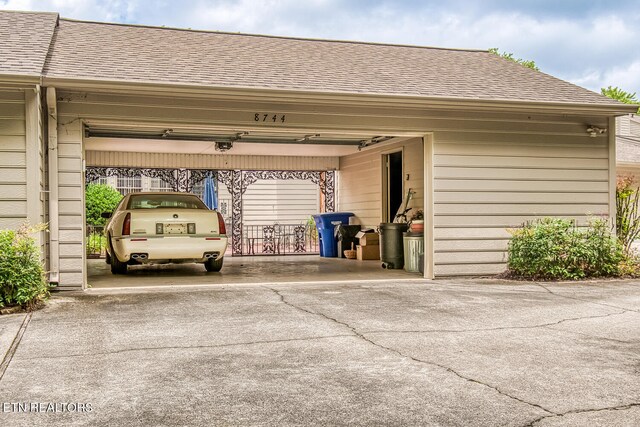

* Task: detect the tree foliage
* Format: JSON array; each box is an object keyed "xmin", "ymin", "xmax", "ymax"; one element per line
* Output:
[
  {"xmin": 601, "ymin": 86, "xmax": 640, "ymax": 113},
  {"xmin": 616, "ymin": 175, "xmax": 640, "ymax": 253},
  {"xmin": 489, "ymin": 48, "xmax": 539, "ymax": 71},
  {"xmin": 85, "ymin": 184, "xmax": 123, "ymax": 226}
]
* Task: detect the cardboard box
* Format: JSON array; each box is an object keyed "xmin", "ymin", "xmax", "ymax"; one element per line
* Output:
[
  {"xmin": 355, "ymin": 230, "xmax": 379, "ymax": 246},
  {"xmin": 357, "ymin": 244, "xmax": 380, "ymax": 260}
]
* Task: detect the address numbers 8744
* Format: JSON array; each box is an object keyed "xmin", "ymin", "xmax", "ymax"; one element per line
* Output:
[{"xmin": 254, "ymin": 113, "xmax": 286, "ymax": 123}]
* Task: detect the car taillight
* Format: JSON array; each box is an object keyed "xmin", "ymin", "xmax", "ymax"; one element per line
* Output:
[
  {"xmin": 122, "ymin": 212, "xmax": 131, "ymax": 236},
  {"xmin": 216, "ymin": 212, "xmax": 226, "ymax": 235},
  {"xmin": 187, "ymin": 223, "xmax": 196, "ymax": 234}
]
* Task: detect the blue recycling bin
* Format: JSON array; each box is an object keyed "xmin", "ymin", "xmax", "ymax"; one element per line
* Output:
[{"xmin": 312, "ymin": 212, "xmax": 354, "ymax": 257}]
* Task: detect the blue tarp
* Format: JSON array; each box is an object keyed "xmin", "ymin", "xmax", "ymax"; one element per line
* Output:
[{"xmin": 203, "ymin": 175, "xmax": 218, "ymax": 210}]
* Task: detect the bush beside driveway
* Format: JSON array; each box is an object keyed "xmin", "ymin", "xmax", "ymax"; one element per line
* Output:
[{"xmin": 0, "ymin": 279, "xmax": 639, "ymax": 426}]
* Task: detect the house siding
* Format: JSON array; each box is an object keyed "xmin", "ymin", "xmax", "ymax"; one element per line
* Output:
[
  {"xmin": 0, "ymin": 89, "xmax": 28, "ymax": 230},
  {"xmin": 432, "ymin": 130, "xmax": 610, "ymax": 276},
  {"xmin": 56, "ymin": 119, "xmax": 85, "ymax": 288},
  {"xmin": 242, "ymin": 179, "xmax": 320, "ymax": 226}
]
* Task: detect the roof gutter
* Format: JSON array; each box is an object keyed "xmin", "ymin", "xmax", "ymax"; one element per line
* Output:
[
  {"xmin": 0, "ymin": 73, "xmax": 42, "ymax": 87},
  {"xmin": 41, "ymin": 76, "xmax": 638, "ymax": 117}
]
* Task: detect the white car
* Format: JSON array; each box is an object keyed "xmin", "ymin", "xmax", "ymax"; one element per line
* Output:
[{"xmin": 103, "ymin": 192, "xmax": 228, "ymax": 275}]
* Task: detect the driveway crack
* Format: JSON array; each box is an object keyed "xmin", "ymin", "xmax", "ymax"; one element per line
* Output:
[
  {"xmin": 365, "ymin": 310, "xmax": 629, "ymax": 335},
  {"xmin": 534, "ymin": 283, "xmax": 640, "ymax": 313},
  {"xmin": 268, "ymin": 287, "xmax": 557, "ymax": 416},
  {"xmin": 0, "ymin": 312, "xmax": 32, "ymax": 382},
  {"xmin": 19, "ymin": 334, "xmax": 354, "ymax": 360},
  {"xmin": 525, "ymin": 402, "xmax": 640, "ymax": 426}
]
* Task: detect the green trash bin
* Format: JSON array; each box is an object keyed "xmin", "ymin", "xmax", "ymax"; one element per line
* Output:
[{"xmin": 379, "ymin": 223, "xmax": 409, "ymax": 269}]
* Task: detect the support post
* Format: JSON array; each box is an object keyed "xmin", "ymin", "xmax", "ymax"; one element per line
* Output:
[
  {"xmin": 423, "ymin": 135, "xmax": 435, "ymax": 279},
  {"xmin": 608, "ymin": 116, "xmax": 617, "ymax": 233},
  {"xmin": 46, "ymin": 87, "xmax": 59, "ymax": 283}
]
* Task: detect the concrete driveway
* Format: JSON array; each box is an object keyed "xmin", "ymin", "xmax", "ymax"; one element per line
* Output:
[{"xmin": 0, "ymin": 279, "xmax": 638, "ymax": 426}]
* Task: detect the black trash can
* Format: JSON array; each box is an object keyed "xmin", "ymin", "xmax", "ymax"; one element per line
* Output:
[{"xmin": 379, "ymin": 223, "xmax": 409, "ymax": 269}]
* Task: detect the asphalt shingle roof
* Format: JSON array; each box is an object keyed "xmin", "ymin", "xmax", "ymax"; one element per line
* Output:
[
  {"xmin": 0, "ymin": 11, "xmax": 58, "ymax": 77},
  {"xmin": 0, "ymin": 10, "xmax": 627, "ymax": 107}
]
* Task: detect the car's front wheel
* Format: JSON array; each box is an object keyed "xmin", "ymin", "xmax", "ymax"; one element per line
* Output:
[
  {"xmin": 204, "ymin": 257, "xmax": 223, "ymax": 272},
  {"xmin": 109, "ymin": 237, "xmax": 128, "ymax": 275}
]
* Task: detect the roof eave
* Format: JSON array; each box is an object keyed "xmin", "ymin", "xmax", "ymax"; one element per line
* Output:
[
  {"xmin": 41, "ymin": 75, "xmax": 637, "ymax": 116},
  {"xmin": 0, "ymin": 73, "xmax": 41, "ymax": 86}
]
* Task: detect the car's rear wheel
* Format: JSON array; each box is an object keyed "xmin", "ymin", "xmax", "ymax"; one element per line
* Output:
[
  {"xmin": 204, "ymin": 257, "xmax": 223, "ymax": 272},
  {"xmin": 109, "ymin": 237, "xmax": 128, "ymax": 275},
  {"xmin": 105, "ymin": 250, "xmax": 111, "ymax": 265}
]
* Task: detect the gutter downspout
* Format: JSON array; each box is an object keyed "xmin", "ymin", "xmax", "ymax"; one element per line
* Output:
[{"xmin": 46, "ymin": 87, "xmax": 59, "ymax": 284}]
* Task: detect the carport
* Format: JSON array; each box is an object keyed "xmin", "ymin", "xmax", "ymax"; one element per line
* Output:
[{"xmin": 79, "ymin": 121, "xmax": 426, "ymax": 288}]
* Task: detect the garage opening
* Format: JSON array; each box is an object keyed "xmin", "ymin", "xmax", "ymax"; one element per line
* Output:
[{"xmin": 82, "ymin": 125, "xmax": 426, "ymax": 288}]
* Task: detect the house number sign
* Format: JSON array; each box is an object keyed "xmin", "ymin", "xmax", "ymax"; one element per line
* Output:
[{"xmin": 254, "ymin": 113, "xmax": 286, "ymax": 123}]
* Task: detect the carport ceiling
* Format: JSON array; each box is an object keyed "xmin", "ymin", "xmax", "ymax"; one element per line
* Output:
[{"xmin": 84, "ymin": 124, "xmax": 406, "ymax": 157}]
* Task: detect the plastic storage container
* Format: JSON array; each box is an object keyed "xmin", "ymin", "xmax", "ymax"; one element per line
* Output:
[
  {"xmin": 379, "ymin": 222, "xmax": 409, "ymax": 269},
  {"xmin": 403, "ymin": 232, "xmax": 424, "ymax": 273},
  {"xmin": 312, "ymin": 212, "xmax": 354, "ymax": 257}
]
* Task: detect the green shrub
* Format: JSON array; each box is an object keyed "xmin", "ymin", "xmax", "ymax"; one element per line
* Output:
[
  {"xmin": 86, "ymin": 183, "xmax": 123, "ymax": 226},
  {"xmin": 507, "ymin": 217, "xmax": 623, "ymax": 280},
  {"xmin": 0, "ymin": 224, "xmax": 50, "ymax": 309}
]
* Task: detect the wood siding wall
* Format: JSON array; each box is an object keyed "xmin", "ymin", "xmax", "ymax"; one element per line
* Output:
[
  {"xmin": 432, "ymin": 131, "xmax": 610, "ymax": 276},
  {"xmin": 85, "ymin": 150, "xmax": 339, "ymax": 171},
  {"xmin": 243, "ymin": 179, "xmax": 320, "ymax": 226},
  {"xmin": 0, "ymin": 89, "xmax": 27, "ymax": 230},
  {"xmin": 338, "ymin": 138, "xmax": 424, "ymax": 227},
  {"xmin": 57, "ymin": 119, "xmax": 85, "ymax": 288}
]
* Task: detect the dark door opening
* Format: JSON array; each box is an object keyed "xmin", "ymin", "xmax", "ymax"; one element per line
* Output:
[{"xmin": 384, "ymin": 151, "xmax": 403, "ymax": 222}]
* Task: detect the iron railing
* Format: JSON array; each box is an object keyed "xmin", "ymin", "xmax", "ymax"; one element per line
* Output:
[
  {"xmin": 86, "ymin": 225, "xmax": 107, "ymax": 258},
  {"xmin": 243, "ymin": 223, "xmax": 319, "ymax": 255}
]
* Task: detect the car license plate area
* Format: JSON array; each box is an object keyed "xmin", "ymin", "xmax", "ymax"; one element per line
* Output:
[{"xmin": 164, "ymin": 223, "xmax": 187, "ymax": 234}]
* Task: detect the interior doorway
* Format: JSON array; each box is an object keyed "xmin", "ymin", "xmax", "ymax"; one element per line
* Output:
[{"xmin": 383, "ymin": 150, "xmax": 404, "ymax": 222}]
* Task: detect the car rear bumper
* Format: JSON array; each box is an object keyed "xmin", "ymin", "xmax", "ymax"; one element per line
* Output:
[{"xmin": 112, "ymin": 235, "xmax": 228, "ymax": 262}]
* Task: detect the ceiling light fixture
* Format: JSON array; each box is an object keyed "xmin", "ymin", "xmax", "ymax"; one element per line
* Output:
[
  {"xmin": 358, "ymin": 136, "xmax": 390, "ymax": 150},
  {"xmin": 586, "ymin": 126, "xmax": 606, "ymax": 138},
  {"xmin": 215, "ymin": 141, "xmax": 233, "ymax": 152}
]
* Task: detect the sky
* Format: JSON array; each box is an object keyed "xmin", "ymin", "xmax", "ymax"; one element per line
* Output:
[{"xmin": 2, "ymin": 0, "xmax": 639, "ymax": 96}]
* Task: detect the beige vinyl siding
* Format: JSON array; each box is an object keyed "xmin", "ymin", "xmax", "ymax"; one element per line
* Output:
[
  {"xmin": 632, "ymin": 117, "xmax": 640, "ymax": 136},
  {"xmin": 56, "ymin": 119, "xmax": 85, "ymax": 288},
  {"xmin": 433, "ymin": 131, "xmax": 610, "ymax": 276},
  {"xmin": 338, "ymin": 137, "xmax": 424, "ymax": 228},
  {"xmin": 242, "ymin": 179, "xmax": 320, "ymax": 226},
  {"xmin": 617, "ymin": 115, "xmax": 631, "ymax": 136},
  {"xmin": 0, "ymin": 89, "xmax": 27, "ymax": 230},
  {"xmin": 85, "ymin": 150, "xmax": 338, "ymax": 171}
]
